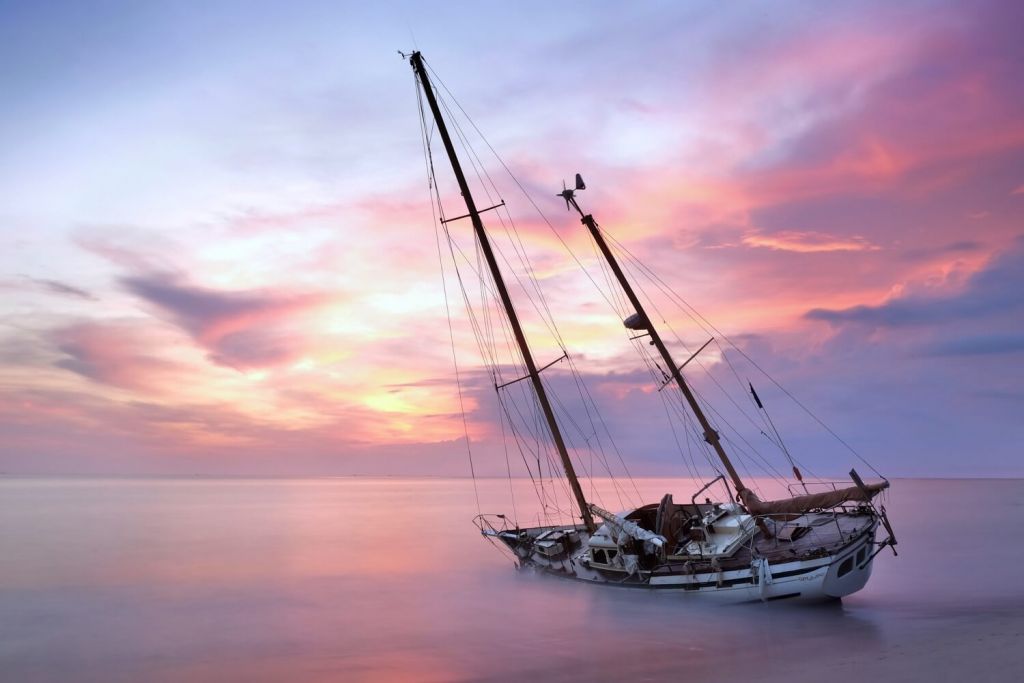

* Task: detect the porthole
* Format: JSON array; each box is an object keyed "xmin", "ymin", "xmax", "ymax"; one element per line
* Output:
[
  {"xmin": 856, "ymin": 548, "xmax": 866, "ymax": 565},
  {"xmin": 837, "ymin": 557, "xmax": 854, "ymax": 577}
]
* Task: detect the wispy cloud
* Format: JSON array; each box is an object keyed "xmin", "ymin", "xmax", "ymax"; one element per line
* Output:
[
  {"xmin": 742, "ymin": 230, "xmax": 879, "ymax": 253},
  {"xmin": 51, "ymin": 322, "xmax": 184, "ymax": 392},
  {"xmin": 24, "ymin": 277, "xmax": 97, "ymax": 300},
  {"xmin": 121, "ymin": 272, "xmax": 335, "ymax": 370}
]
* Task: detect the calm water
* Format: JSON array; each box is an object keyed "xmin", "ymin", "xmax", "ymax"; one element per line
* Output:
[{"xmin": 1, "ymin": 477, "xmax": 1022, "ymax": 682}]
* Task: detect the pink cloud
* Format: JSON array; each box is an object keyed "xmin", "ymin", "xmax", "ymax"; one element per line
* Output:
[
  {"xmin": 5, "ymin": 1, "xmax": 1023, "ymax": 477},
  {"xmin": 51, "ymin": 322, "xmax": 187, "ymax": 392},
  {"xmin": 121, "ymin": 273, "xmax": 335, "ymax": 369}
]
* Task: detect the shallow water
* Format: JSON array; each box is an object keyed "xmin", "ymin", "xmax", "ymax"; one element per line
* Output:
[{"xmin": 1, "ymin": 477, "xmax": 1022, "ymax": 682}]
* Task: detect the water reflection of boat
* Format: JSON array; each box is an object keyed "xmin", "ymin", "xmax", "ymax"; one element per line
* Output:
[{"xmin": 406, "ymin": 51, "xmax": 897, "ymax": 603}]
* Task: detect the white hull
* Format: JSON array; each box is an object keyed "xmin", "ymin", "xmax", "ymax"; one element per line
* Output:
[{"xmin": 488, "ymin": 512, "xmax": 882, "ymax": 604}]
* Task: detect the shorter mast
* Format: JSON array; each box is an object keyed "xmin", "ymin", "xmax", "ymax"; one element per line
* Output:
[
  {"xmin": 411, "ymin": 52, "xmax": 595, "ymax": 533},
  {"xmin": 560, "ymin": 183, "xmax": 750, "ymax": 503}
]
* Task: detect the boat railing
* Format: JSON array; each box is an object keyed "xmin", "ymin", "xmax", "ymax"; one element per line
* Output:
[
  {"xmin": 742, "ymin": 502, "xmax": 896, "ymax": 565},
  {"xmin": 472, "ymin": 513, "xmax": 516, "ymax": 537},
  {"xmin": 747, "ymin": 500, "xmax": 877, "ymax": 549}
]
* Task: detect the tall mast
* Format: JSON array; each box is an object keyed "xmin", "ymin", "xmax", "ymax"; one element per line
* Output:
[
  {"xmin": 560, "ymin": 186, "xmax": 749, "ymax": 501},
  {"xmin": 411, "ymin": 52, "xmax": 595, "ymax": 533}
]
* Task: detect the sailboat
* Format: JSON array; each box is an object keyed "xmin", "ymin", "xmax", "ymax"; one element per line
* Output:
[{"xmin": 407, "ymin": 51, "xmax": 897, "ymax": 602}]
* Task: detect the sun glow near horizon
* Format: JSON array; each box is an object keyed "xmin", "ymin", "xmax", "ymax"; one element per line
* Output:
[{"xmin": 1, "ymin": 0, "xmax": 1022, "ymax": 476}]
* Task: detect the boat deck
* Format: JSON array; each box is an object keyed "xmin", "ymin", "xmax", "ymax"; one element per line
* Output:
[{"xmin": 657, "ymin": 512, "xmax": 875, "ymax": 574}]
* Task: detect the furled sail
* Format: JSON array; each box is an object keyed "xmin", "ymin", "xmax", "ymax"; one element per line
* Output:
[
  {"xmin": 588, "ymin": 503, "xmax": 666, "ymax": 551},
  {"xmin": 738, "ymin": 480, "xmax": 888, "ymax": 517}
]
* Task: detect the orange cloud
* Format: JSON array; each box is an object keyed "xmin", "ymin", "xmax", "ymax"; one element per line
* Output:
[{"xmin": 741, "ymin": 231, "xmax": 880, "ymax": 253}]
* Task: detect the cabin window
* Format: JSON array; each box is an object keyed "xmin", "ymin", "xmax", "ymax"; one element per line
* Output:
[
  {"xmin": 591, "ymin": 549, "xmax": 608, "ymax": 565},
  {"xmin": 606, "ymin": 549, "xmax": 618, "ymax": 563},
  {"xmin": 856, "ymin": 548, "xmax": 866, "ymax": 565},
  {"xmin": 837, "ymin": 557, "xmax": 854, "ymax": 577}
]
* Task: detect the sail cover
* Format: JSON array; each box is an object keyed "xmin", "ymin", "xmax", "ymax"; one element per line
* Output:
[{"xmin": 739, "ymin": 481, "xmax": 888, "ymax": 516}]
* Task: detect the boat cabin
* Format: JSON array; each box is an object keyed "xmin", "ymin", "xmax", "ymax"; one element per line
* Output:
[{"xmin": 619, "ymin": 498, "xmax": 757, "ymax": 561}]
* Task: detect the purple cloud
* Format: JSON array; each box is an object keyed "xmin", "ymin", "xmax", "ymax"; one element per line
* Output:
[
  {"xmin": 27, "ymin": 277, "xmax": 97, "ymax": 300},
  {"xmin": 121, "ymin": 272, "xmax": 332, "ymax": 370},
  {"xmin": 806, "ymin": 236, "xmax": 1024, "ymax": 332}
]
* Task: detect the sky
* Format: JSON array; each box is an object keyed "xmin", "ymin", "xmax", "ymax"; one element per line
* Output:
[{"xmin": 1, "ymin": 0, "xmax": 1022, "ymax": 478}]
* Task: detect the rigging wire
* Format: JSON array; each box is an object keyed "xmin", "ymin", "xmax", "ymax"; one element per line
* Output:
[
  {"xmin": 426, "ymin": 60, "xmax": 642, "ymax": 512},
  {"xmin": 608, "ymin": 235, "xmax": 819, "ymax": 485},
  {"xmin": 604, "ymin": 235, "xmax": 785, "ymax": 490},
  {"xmin": 417, "ymin": 73, "xmax": 482, "ymax": 516},
  {"xmin": 601, "ymin": 230, "xmax": 885, "ymax": 479},
  {"xmin": 425, "ymin": 60, "xmax": 626, "ymax": 319},
  {"xmin": 417, "ymin": 62, "xmax": 589, "ymax": 526},
  {"xmin": 419, "ymin": 55, "xmax": 884, "ymax": 523}
]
